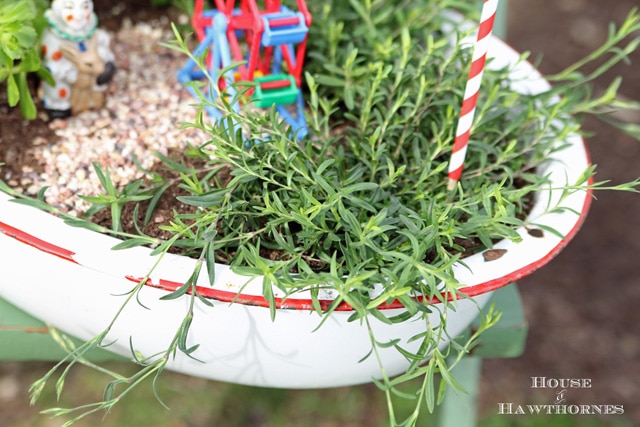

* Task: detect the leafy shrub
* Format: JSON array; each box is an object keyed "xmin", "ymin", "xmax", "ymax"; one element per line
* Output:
[{"xmin": 0, "ymin": 0, "xmax": 51, "ymax": 119}]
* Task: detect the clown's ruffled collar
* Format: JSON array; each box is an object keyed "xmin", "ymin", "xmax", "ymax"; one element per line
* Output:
[{"xmin": 45, "ymin": 9, "xmax": 98, "ymax": 42}]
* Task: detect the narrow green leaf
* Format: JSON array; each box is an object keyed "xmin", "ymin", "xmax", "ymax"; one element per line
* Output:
[
  {"xmin": 17, "ymin": 72, "xmax": 36, "ymax": 119},
  {"xmin": 6, "ymin": 73, "xmax": 19, "ymax": 106},
  {"xmin": 177, "ymin": 189, "xmax": 227, "ymax": 208}
]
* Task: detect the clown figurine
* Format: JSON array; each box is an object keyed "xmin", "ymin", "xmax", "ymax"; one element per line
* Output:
[{"xmin": 40, "ymin": 0, "xmax": 116, "ymax": 119}]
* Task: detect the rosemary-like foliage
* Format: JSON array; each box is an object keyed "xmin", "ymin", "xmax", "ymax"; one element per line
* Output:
[{"xmin": 16, "ymin": 1, "xmax": 640, "ymax": 426}]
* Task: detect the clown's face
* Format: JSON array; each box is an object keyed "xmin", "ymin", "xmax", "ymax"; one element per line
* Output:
[{"xmin": 52, "ymin": 0, "xmax": 94, "ymax": 32}]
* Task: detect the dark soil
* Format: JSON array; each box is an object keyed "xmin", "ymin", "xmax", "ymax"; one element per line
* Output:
[
  {"xmin": 90, "ymin": 150, "xmax": 204, "ymax": 246},
  {"xmin": 1, "ymin": 0, "xmax": 639, "ymax": 425},
  {"xmin": 0, "ymin": 78, "xmax": 50, "ymax": 183}
]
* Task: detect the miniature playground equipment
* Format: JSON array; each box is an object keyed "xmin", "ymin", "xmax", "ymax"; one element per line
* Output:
[{"xmin": 178, "ymin": 0, "xmax": 312, "ymax": 139}]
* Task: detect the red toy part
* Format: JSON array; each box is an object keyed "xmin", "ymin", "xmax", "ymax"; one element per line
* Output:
[
  {"xmin": 191, "ymin": 0, "xmax": 312, "ymax": 88},
  {"xmin": 192, "ymin": 0, "xmax": 211, "ymax": 41}
]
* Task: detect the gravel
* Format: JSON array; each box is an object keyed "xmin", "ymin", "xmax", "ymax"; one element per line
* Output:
[{"xmin": 13, "ymin": 17, "xmax": 210, "ymax": 216}]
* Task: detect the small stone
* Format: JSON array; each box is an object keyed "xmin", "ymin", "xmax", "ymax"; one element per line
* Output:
[
  {"xmin": 32, "ymin": 136, "xmax": 48, "ymax": 146},
  {"xmin": 121, "ymin": 17, "xmax": 133, "ymax": 30},
  {"xmin": 79, "ymin": 168, "xmax": 91, "ymax": 180},
  {"xmin": 49, "ymin": 119, "xmax": 68, "ymax": 130}
]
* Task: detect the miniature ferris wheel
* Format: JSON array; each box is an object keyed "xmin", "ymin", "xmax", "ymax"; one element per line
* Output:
[{"xmin": 178, "ymin": 0, "xmax": 312, "ymax": 139}]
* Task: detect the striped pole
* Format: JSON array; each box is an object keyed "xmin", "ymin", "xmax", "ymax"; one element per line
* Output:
[{"xmin": 447, "ymin": 0, "xmax": 499, "ymax": 190}]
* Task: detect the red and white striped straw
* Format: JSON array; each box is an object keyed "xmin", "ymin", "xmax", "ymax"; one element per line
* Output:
[{"xmin": 447, "ymin": 0, "xmax": 499, "ymax": 190}]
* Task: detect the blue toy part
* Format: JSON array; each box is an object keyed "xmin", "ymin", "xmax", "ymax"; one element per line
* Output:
[
  {"xmin": 178, "ymin": 5, "xmax": 309, "ymax": 142},
  {"xmin": 261, "ymin": 8, "xmax": 309, "ymax": 47},
  {"xmin": 177, "ymin": 12, "xmax": 241, "ymax": 128},
  {"xmin": 277, "ymin": 92, "xmax": 308, "ymax": 140}
]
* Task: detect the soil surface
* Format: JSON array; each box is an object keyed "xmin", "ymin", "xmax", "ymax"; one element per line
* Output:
[{"xmin": 1, "ymin": 0, "xmax": 639, "ymax": 425}]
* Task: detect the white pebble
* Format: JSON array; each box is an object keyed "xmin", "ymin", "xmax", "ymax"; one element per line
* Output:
[{"xmin": 21, "ymin": 24, "xmax": 210, "ymax": 216}]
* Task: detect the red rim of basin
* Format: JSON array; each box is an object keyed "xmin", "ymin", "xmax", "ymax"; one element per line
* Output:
[{"xmin": 0, "ymin": 141, "xmax": 592, "ymax": 312}]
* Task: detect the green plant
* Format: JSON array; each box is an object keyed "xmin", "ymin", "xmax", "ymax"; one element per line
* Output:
[
  {"xmin": 0, "ymin": 0, "xmax": 51, "ymax": 119},
  {"xmin": 150, "ymin": 0, "xmax": 195, "ymax": 16},
  {"xmin": 12, "ymin": 0, "xmax": 640, "ymax": 426},
  {"xmin": 80, "ymin": 164, "xmax": 155, "ymax": 233}
]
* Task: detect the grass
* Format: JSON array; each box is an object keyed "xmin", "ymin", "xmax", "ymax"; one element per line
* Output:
[{"xmin": 5, "ymin": 360, "xmax": 632, "ymax": 427}]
